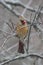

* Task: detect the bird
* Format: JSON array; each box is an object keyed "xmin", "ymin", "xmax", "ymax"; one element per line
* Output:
[
  {"xmin": 16, "ymin": 16, "xmax": 28, "ymax": 39},
  {"xmin": 16, "ymin": 16, "xmax": 28, "ymax": 54}
]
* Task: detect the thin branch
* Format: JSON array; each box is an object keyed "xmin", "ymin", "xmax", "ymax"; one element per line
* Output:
[
  {"xmin": 1, "ymin": 1, "xmax": 42, "ymax": 24},
  {"xmin": 0, "ymin": 32, "xmax": 16, "ymax": 52},
  {"xmin": 6, "ymin": 22, "xmax": 13, "ymax": 30},
  {"xmin": 5, "ymin": 0, "xmax": 43, "ymax": 14},
  {"xmin": 26, "ymin": 5, "xmax": 43, "ymax": 53},
  {"xmin": 0, "ymin": 29, "xmax": 11, "ymax": 35},
  {"xmin": 9, "ymin": 19, "xmax": 14, "ymax": 30},
  {"xmin": 26, "ymin": 12, "xmax": 33, "ymax": 54},
  {"xmin": 0, "ymin": 53, "xmax": 43, "ymax": 65},
  {"xmin": 1, "ymin": 0, "xmax": 20, "ymax": 17},
  {"xmin": 32, "ymin": 5, "xmax": 43, "ymax": 32},
  {"xmin": 26, "ymin": 24, "xmax": 32, "ymax": 53}
]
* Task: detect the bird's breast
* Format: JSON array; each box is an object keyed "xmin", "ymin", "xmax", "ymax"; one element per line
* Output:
[{"xmin": 16, "ymin": 24, "xmax": 28, "ymax": 38}]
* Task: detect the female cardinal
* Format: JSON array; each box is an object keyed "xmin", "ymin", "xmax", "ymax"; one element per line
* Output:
[
  {"xmin": 16, "ymin": 16, "xmax": 28, "ymax": 54},
  {"xmin": 16, "ymin": 16, "xmax": 28, "ymax": 39}
]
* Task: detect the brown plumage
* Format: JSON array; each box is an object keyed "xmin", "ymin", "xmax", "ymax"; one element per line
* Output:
[
  {"xmin": 16, "ymin": 16, "xmax": 28, "ymax": 39},
  {"xmin": 16, "ymin": 16, "xmax": 28, "ymax": 54}
]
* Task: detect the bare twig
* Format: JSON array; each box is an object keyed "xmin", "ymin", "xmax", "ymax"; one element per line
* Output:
[
  {"xmin": 0, "ymin": 53, "xmax": 43, "ymax": 65},
  {"xmin": 26, "ymin": 4, "xmax": 43, "ymax": 53},
  {"xmin": 5, "ymin": 0, "xmax": 43, "ymax": 14},
  {"xmin": 26, "ymin": 13, "xmax": 32, "ymax": 53},
  {"xmin": 6, "ymin": 22, "xmax": 13, "ymax": 30},
  {"xmin": 26, "ymin": 24, "xmax": 32, "ymax": 53},
  {"xmin": 9, "ymin": 19, "xmax": 14, "ymax": 30},
  {"xmin": 1, "ymin": 32, "xmax": 16, "ymax": 48}
]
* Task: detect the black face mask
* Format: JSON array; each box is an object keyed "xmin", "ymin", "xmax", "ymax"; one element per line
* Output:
[{"xmin": 20, "ymin": 20, "xmax": 25, "ymax": 25}]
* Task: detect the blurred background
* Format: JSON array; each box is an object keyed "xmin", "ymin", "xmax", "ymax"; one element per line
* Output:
[{"xmin": 0, "ymin": 0, "xmax": 43, "ymax": 65}]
